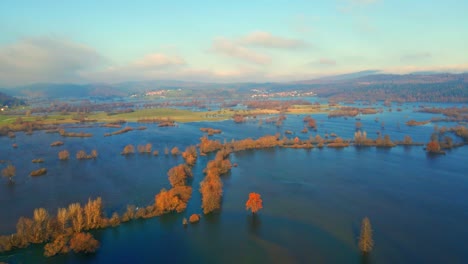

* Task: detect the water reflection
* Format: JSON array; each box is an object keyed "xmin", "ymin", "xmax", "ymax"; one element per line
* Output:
[
  {"xmin": 204, "ymin": 211, "xmax": 221, "ymax": 226},
  {"xmin": 246, "ymin": 213, "xmax": 261, "ymax": 236},
  {"xmin": 360, "ymin": 253, "xmax": 372, "ymax": 264}
]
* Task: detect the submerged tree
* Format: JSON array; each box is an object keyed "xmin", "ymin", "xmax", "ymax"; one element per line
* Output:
[
  {"xmin": 121, "ymin": 144, "xmax": 135, "ymax": 155},
  {"xmin": 69, "ymin": 232, "xmax": 99, "ymax": 253},
  {"xmin": 245, "ymin": 192, "xmax": 263, "ymax": 214},
  {"xmin": 2, "ymin": 164, "xmax": 16, "ymax": 182},
  {"xmin": 171, "ymin": 147, "xmax": 180, "ymax": 156},
  {"xmin": 358, "ymin": 217, "xmax": 374, "ymax": 253},
  {"xmin": 426, "ymin": 141, "xmax": 441, "ymax": 153},
  {"xmin": 58, "ymin": 150, "xmax": 70, "ymax": 160}
]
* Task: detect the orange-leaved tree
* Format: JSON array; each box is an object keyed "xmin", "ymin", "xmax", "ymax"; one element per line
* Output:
[
  {"xmin": 246, "ymin": 192, "xmax": 263, "ymax": 214},
  {"xmin": 426, "ymin": 141, "xmax": 441, "ymax": 153}
]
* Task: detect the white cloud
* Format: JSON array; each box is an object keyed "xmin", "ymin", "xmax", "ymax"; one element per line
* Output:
[
  {"xmin": 86, "ymin": 63, "xmax": 267, "ymax": 83},
  {"xmin": 382, "ymin": 64, "xmax": 468, "ymax": 74},
  {"xmin": 400, "ymin": 52, "xmax": 432, "ymax": 62},
  {"xmin": 210, "ymin": 31, "xmax": 308, "ymax": 65},
  {"xmin": 211, "ymin": 37, "xmax": 271, "ymax": 65},
  {"xmin": 132, "ymin": 53, "xmax": 185, "ymax": 68},
  {"xmin": 348, "ymin": 0, "xmax": 378, "ymax": 5},
  {"xmin": 242, "ymin": 31, "xmax": 308, "ymax": 49},
  {"xmin": 0, "ymin": 36, "xmax": 104, "ymax": 86},
  {"xmin": 319, "ymin": 58, "xmax": 337, "ymax": 66}
]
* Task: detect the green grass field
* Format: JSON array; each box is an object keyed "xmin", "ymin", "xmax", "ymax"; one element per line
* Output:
[{"xmin": 0, "ymin": 105, "xmax": 335, "ymax": 128}]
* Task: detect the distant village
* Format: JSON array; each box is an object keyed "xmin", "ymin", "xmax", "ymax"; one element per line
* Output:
[
  {"xmin": 130, "ymin": 89, "xmax": 180, "ymax": 98},
  {"xmin": 131, "ymin": 88, "xmax": 316, "ymax": 99},
  {"xmin": 250, "ymin": 89, "xmax": 316, "ymax": 98}
]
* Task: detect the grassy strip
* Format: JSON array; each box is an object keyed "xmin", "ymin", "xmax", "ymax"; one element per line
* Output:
[{"xmin": 0, "ymin": 105, "xmax": 334, "ymax": 128}]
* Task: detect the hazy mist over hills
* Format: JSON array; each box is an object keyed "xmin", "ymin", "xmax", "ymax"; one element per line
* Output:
[{"xmin": 1, "ymin": 72, "xmax": 467, "ymax": 101}]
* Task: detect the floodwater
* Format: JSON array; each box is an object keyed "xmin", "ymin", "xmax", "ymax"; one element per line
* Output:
[{"xmin": 1, "ymin": 102, "xmax": 467, "ymax": 263}]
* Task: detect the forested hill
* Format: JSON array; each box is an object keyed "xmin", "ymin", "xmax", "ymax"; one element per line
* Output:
[
  {"xmin": 4, "ymin": 83, "xmax": 128, "ymax": 98},
  {"xmin": 0, "ymin": 91, "xmax": 24, "ymax": 106},
  {"xmin": 293, "ymin": 73, "xmax": 468, "ymax": 103},
  {"xmin": 3, "ymin": 72, "xmax": 468, "ymax": 103}
]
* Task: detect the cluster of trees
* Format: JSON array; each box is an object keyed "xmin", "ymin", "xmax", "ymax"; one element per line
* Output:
[
  {"xmin": 358, "ymin": 217, "xmax": 374, "ymax": 253},
  {"xmin": 200, "ymin": 149, "xmax": 231, "ymax": 214},
  {"xmin": 157, "ymin": 120, "xmax": 176, "ymax": 127},
  {"xmin": 171, "ymin": 147, "xmax": 180, "ymax": 155},
  {"xmin": 58, "ymin": 150, "xmax": 70, "ymax": 160},
  {"xmin": 327, "ymin": 137, "xmax": 350, "ymax": 148},
  {"xmin": 451, "ymin": 126, "xmax": 468, "ymax": 141},
  {"xmin": 354, "ymin": 131, "xmax": 369, "ymax": 146},
  {"xmin": 420, "ymin": 106, "xmax": 468, "ymax": 123},
  {"xmin": 2, "ymin": 164, "xmax": 16, "ymax": 181},
  {"xmin": 354, "ymin": 131, "xmax": 414, "ymax": 148},
  {"xmin": 328, "ymin": 107, "xmax": 379, "ymax": 118},
  {"xmin": 233, "ymin": 114, "xmax": 246, "ymax": 123},
  {"xmin": 406, "ymin": 120, "xmax": 430, "ymax": 126},
  {"xmin": 303, "ymin": 116, "xmax": 317, "ymax": 130},
  {"xmin": 0, "ymin": 198, "xmax": 104, "ymax": 256},
  {"xmin": 30, "ymin": 168, "xmax": 47, "ymax": 177},
  {"xmin": 104, "ymin": 127, "xmax": 133, "ymax": 137},
  {"xmin": 50, "ymin": 141, "xmax": 64, "ymax": 147},
  {"xmin": 182, "ymin": 146, "xmax": 197, "ymax": 166},
  {"xmin": 229, "ymin": 135, "xmax": 282, "ymax": 152},
  {"xmin": 100, "ymin": 123, "xmax": 122, "ymax": 128},
  {"xmin": 121, "ymin": 145, "xmax": 135, "ymax": 155},
  {"xmin": 200, "ymin": 136, "xmax": 224, "ymax": 154},
  {"xmin": 426, "ymin": 141, "xmax": 443, "ymax": 154},
  {"xmin": 136, "ymin": 117, "xmax": 174, "ymax": 126},
  {"xmin": 243, "ymin": 99, "xmax": 311, "ymax": 111},
  {"xmin": 375, "ymin": 135, "xmax": 396, "ymax": 147},
  {"xmin": 153, "ymin": 144, "xmax": 198, "ymax": 215},
  {"xmin": 282, "ymin": 136, "xmax": 314, "ymax": 149},
  {"xmin": 137, "ymin": 143, "xmax": 152, "ymax": 154},
  {"xmin": 122, "ymin": 144, "xmax": 180, "ymax": 156},
  {"xmin": 155, "ymin": 185, "xmax": 192, "ymax": 213},
  {"xmin": 0, "ymin": 118, "xmax": 51, "ymax": 137},
  {"xmin": 402, "ymin": 135, "xmax": 413, "ymax": 145},
  {"xmin": 155, "ymin": 160, "xmax": 194, "ymax": 213},
  {"xmin": 201, "ymin": 132, "xmax": 400, "ymax": 153},
  {"xmin": 58, "ymin": 129, "xmax": 92, "ymax": 138},
  {"xmin": 426, "ymin": 125, "xmax": 467, "ymax": 151},
  {"xmin": 76, "ymin": 150, "xmax": 98, "ymax": 160},
  {"xmin": 31, "ymin": 101, "xmax": 134, "ymax": 114},
  {"xmin": 200, "ymin": 127, "xmax": 222, "ymax": 136}
]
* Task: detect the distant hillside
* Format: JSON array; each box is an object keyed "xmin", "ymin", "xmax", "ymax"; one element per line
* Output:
[
  {"xmin": 6, "ymin": 83, "xmax": 129, "ymax": 98},
  {"xmin": 292, "ymin": 73, "xmax": 468, "ymax": 102},
  {"xmin": 0, "ymin": 91, "xmax": 25, "ymax": 106},
  {"xmin": 3, "ymin": 72, "xmax": 468, "ymax": 102},
  {"xmin": 296, "ymin": 70, "xmax": 381, "ymax": 83}
]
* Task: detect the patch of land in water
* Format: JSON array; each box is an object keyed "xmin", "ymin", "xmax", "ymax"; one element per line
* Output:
[{"xmin": 0, "ymin": 105, "xmax": 336, "ymax": 129}]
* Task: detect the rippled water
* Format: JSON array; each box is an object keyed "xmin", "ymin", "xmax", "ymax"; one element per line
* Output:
[{"xmin": 1, "ymin": 102, "xmax": 467, "ymax": 263}]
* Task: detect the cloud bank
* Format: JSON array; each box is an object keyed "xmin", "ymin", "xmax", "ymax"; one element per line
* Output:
[
  {"xmin": 242, "ymin": 31, "xmax": 308, "ymax": 49},
  {"xmin": 211, "ymin": 37, "xmax": 271, "ymax": 65},
  {"xmin": 0, "ymin": 36, "xmax": 104, "ymax": 86}
]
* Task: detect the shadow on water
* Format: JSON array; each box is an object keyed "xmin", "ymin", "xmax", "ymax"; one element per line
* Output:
[
  {"xmin": 360, "ymin": 252, "xmax": 372, "ymax": 264},
  {"xmin": 158, "ymin": 213, "xmax": 182, "ymax": 229},
  {"xmin": 204, "ymin": 211, "xmax": 221, "ymax": 226},
  {"xmin": 425, "ymin": 152, "xmax": 445, "ymax": 160},
  {"xmin": 246, "ymin": 213, "xmax": 261, "ymax": 236},
  {"xmin": 403, "ymin": 145, "xmax": 413, "ymax": 154}
]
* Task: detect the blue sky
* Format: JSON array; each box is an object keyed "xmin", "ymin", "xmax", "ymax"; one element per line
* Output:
[{"xmin": 0, "ymin": 0, "xmax": 467, "ymax": 86}]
